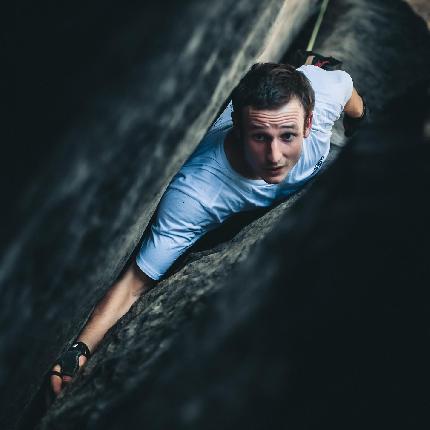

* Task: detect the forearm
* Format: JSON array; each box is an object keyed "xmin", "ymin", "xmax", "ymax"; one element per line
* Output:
[
  {"xmin": 76, "ymin": 288, "xmax": 136, "ymax": 353},
  {"xmin": 77, "ymin": 261, "xmax": 154, "ymax": 352}
]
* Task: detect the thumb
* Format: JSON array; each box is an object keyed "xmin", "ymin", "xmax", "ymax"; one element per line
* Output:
[{"xmin": 78, "ymin": 354, "xmax": 88, "ymax": 369}]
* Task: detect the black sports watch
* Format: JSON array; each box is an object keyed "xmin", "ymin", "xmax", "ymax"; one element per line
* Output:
[{"xmin": 70, "ymin": 341, "xmax": 91, "ymax": 358}]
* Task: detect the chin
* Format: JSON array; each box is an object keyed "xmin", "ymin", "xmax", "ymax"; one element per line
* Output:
[
  {"xmin": 261, "ymin": 167, "xmax": 289, "ymax": 184},
  {"xmin": 263, "ymin": 177, "xmax": 283, "ymax": 184},
  {"xmin": 262, "ymin": 172, "xmax": 287, "ymax": 184}
]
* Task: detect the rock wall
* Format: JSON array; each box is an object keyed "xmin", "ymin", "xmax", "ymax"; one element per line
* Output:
[
  {"xmin": 2, "ymin": 0, "xmax": 429, "ymax": 429},
  {"xmin": 2, "ymin": 1, "xmax": 318, "ymax": 429},
  {"xmin": 70, "ymin": 86, "xmax": 429, "ymax": 430}
]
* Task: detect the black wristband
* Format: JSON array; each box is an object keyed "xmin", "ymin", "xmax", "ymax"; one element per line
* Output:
[
  {"xmin": 343, "ymin": 95, "xmax": 368, "ymax": 137},
  {"xmin": 70, "ymin": 341, "xmax": 91, "ymax": 358}
]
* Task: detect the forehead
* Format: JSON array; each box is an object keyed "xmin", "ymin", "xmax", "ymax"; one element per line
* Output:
[{"xmin": 242, "ymin": 98, "xmax": 305, "ymax": 129}]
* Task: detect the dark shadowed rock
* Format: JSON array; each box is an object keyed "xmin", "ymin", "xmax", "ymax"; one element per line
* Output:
[
  {"xmin": 2, "ymin": 1, "xmax": 318, "ymax": 428},
  {"xmin": 2, "ymin": 0, "xmax": 429, "ymax": 429},
  {"xmin": 89, "ymin": 86, "xmax": 430, "ymax": 430}
]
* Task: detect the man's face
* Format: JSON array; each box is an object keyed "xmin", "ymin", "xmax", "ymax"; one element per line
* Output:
[{"xmin": 235, "ymin": 98, "xmax": 312, "ymax": 184}]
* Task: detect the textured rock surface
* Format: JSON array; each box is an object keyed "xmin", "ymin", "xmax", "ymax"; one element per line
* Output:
[
  {"xmin": 287, "ymin": 0, "xmax": 430, "ymax": 147},
  {"xmin": 58, "ymin": 87, "xmax": 429, "ymax": 430},
  {"xmin": 2, "ymin": 0, "xmax": 429, "ymax": 429},
  {"xmin": 3, "ymin": 1, "xmax": 318, "ymax": 428}
]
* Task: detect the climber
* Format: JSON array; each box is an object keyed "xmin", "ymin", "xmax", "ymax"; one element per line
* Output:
[{"xmin": 48, "ymin": 52, "xmax": 367, "ymax": 398}]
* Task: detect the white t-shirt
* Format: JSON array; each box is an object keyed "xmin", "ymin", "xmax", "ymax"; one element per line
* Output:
[{"xmin": 136, "ymin": 65, "xmax": 353, "ymax": 280}]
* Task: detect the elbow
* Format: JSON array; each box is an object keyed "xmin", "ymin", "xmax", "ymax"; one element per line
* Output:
[
  {"xmin": 130, "ymin": 261, "xmax": 156, "ymax": 297},
  {"xmin": 344, "ymin": 88, "xmax": 364, "ymax": 119}
]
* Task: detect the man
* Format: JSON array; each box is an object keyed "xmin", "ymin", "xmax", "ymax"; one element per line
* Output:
[{"xmin": 49, "ymin": 55, "xmax": 366, "ymax": 396}]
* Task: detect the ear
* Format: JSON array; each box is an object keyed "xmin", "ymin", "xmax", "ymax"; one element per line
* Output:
[{"xmin": 304, "ymin": 112, "xmax": 313, "ymax": 138}]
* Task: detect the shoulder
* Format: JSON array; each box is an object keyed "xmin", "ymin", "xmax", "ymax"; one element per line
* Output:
[
  {"xmin": 173, "ymin": 128, "xmax": 235, "ymax": 207},
  {"xmin": 297, "ymin": 65, "xmax": 353, "ymax": 108},
  {"xmin": 297, "ymin": 64, "xmax": 353, "ymax": 88},
  {"xmin": 164, "ymin": 153, "xmax": 230, "ymax": 218}
]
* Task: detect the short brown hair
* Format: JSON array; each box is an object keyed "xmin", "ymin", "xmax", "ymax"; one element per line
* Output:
[{"xmin": 231, "ymin": 63, "xmax": 315, "ymax": 126}]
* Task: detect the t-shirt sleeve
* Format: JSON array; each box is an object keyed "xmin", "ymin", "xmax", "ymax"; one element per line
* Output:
[
  {"xmin": 335, "ymin": 69, "xmax": 354, "ymax": 108},
  {"xmin": 298, "ymin": 64, "xmax": 353, "ymax": 110},
  {"xmin": 208, "ymin": 100, "xmax": 233, "ymax": 132},
  {"xmin": 136, "ymin": 186, "xmax": 217, "ymax": 281},
  {"xmin": 297, "ymin": 65, "xmax": 354, "ymax": 133}
]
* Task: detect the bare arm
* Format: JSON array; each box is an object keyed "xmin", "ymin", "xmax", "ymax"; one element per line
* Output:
[
  {"xmin": 76, "ymin": 261, "xmax": 154, "ymax": 352},
  {"xmin": 303, "ymin": 54, "xmax": 365, "ymax": 119},
  {"xmin": 50, "ymin": 261, "xmax": 155, "ymax": 395},
  {"xmin": 344, "ymin": 87, "xmax": 364, "ymax": 118}
]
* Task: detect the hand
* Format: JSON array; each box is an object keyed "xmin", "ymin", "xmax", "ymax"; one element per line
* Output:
[
  {"xmin": 50, "ymin": 354, "xmax": 88, "ymax": 396},
  {"xmin": 303, "ymin": 50, "xmax": 342, "ymax": 70}
]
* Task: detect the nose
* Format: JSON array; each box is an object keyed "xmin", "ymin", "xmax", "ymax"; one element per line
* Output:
[{"xmin": 266, "ymin": 138, "xmax": 282, "ymax": 165}]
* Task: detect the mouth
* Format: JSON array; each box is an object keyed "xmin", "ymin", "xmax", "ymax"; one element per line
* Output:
[{"xmin": 264, "ymin": 166, "xmax": 285, "ymax": 175}]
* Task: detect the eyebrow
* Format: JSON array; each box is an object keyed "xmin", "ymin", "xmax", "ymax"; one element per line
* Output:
[{"xmin": 250, "ymin": 122, "xmax": 299, "ymax": 131}]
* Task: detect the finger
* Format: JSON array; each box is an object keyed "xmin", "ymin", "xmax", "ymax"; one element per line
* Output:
[
  {"xmin": 78, "ymin": 355, "xmax": 87, "ymax": 368},
  {"xmin": 50, "ymin": 364, "xmax": 63, "ymax": 396},
  {"xmin": 62, "ymin": 375, "xmax": 72, "ymax": 383},
  {"xmin": 50, "ymin": 366, "xmax": 72, "ymax": 394}
]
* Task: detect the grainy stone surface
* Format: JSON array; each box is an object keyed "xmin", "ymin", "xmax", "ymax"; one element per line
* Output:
[
  {"xmin": 282, "ymin": 0, "xmax": 430, "ymax": 147},
  {"xmin": 2, "ymin": 1, "xmax": 318, "ymax": 429},
  {"xmin": 2, "ymin": 1, "xmax": 429, "ymax": 429}
]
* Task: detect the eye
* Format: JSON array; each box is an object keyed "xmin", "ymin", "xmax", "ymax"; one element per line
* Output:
[
  {"xmin": 252, "ymin": 133, "xmax": 269, "ymax": 142},
  {"xmin": 281, "ymin": 133, "xmax": 296, "ymax": 142}
]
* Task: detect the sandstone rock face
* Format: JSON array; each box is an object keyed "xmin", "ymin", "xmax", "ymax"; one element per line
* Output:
[
  {"xmin": 2, "ymin": 1, "xmax": 429, "ymax": 429},
  {"xmin": 3, "ymin": 1, "xmax": 318, "ymax": 428}
]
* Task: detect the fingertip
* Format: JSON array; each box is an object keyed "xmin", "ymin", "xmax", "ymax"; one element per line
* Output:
[{"xmin": 51, "ymin": 376, "xmax": 62, "ymax": 396}]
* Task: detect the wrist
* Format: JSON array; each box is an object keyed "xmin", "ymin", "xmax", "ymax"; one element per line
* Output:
[{"xmin": 71, "ymin": 340, "xmax": 92, "ymax": 358}]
